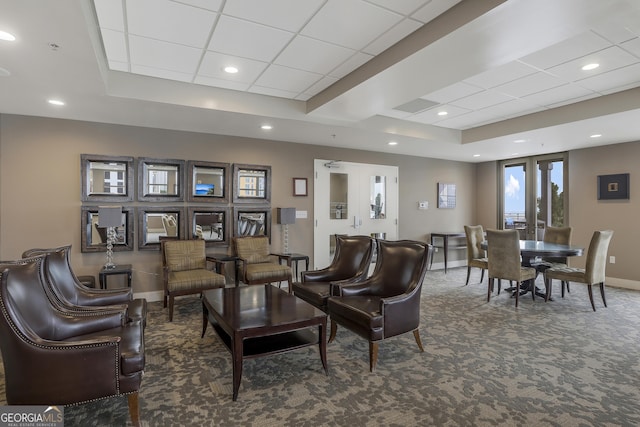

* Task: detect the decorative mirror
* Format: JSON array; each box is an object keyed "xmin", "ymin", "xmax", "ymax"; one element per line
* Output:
[
  {"xmin": 81, "ymin": 154, "xmax": 134, "ymax": 202},
  {"xmin": 233, "ymin": 207, "xmax": 271, "ymax": 240},
  {"xmin": 187, "ymin": 161, "xmax": 230, "ymax": 203},
  {"xmin": 188, "ymin": 207, "xmax": 230, "ymax": 246},
  {"xmin": 233, "ymin": 164, "xmax": 271, "ymax": 203},
  {"xmin": 80, "ymin": 206, "xmax": 134, "ymax": 252},
  {"xmin": 137, "ymin": 207, "xmax": 185, "ymax": 250},
  {"xmin": 137, "ymin": 158, "xmax": 185, "ymax": 202}
]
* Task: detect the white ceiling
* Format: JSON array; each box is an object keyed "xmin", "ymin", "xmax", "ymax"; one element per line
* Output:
[{"xmin": 1, "ymin": 0, "xmax": 640, "ymax": 162}]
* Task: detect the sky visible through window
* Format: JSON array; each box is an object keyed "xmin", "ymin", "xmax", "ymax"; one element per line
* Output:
[{"xmin": 504, "ymin": 162, "xmax": 563, "ymax": 217}]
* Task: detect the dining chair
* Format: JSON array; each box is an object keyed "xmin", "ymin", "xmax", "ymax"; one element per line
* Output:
[
  {"xmin": 534, "ymin": 226, "xmax": 573, "ymax": 296},
  {"xmin": 464, "ymin": 225, "xmax": 488, "ymax": 286},
  {"xmin": 544, "ymin": 230, "xmax": 614, "ymax": 311},
  {"xmin": 487, "ymin": 229, "xmax": 536, "ymax": 307}
]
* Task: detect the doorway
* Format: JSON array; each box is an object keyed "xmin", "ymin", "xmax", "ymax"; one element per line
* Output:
[{"xmin": 314, "ymin": 160, "xmax": 398, "ymax": 269}]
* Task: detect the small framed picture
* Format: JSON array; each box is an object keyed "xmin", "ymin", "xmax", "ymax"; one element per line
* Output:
[
  {"xmin": 293, "ymin": 178, "xmax": 308, "ymax": 196},
  {"xmin": 597, "ymin": 173, "xmax": 629, "ymax": 200},
  {"xmin": 437, "ymin": 183, "xmax": 456, "ymax": 209}
]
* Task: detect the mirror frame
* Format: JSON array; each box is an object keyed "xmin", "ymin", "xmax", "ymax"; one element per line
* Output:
[
  {"xmin": 232, "ymin": 163, "xmax": 271, "ymax": 204},
  {"xmin": 187, "ymin": 160, "xmax": 230, "ymax": 204},
  {"xmin": 137, "ymin": 207, "xmax": 186, "ymax": 251},
  {"xmin": 233, "ymin": 207, "xmax": 271, "ymax": 240},
  {"xmin": 80, "ymin": 206, "xmax": 134, "ymax": 253},
  {"xmin": 187, "ymin": 207, "xmax": 230, "ymax": 247},
  {"xmin": 137, "ymin": 157, "xmax": 185, "ymax": 202},
  {"xmin": 81, "ymin": 154, "xmax": 134, "ymax": 202}
]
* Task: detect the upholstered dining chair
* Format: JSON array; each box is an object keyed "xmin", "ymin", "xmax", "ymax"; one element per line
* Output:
[
  {"xmin": 0, "ymin": 256, "xmax": 144, "ymax": 426},
  {"xmin": 161, "ymin": 238, "xmax": 226, "ymax": 321},
  {"xmin": 326, "ymin": 240, "xmax": 433, "ymax": 372},
  {"xmin": 487, "ymin": 229, "xmax": 536, "ymax": 307},
  {"xmin": 464, "ymin": 225, "xmax": 488, "ymax": 286},
  {"xmin": 292, "ymin": 235, "xmax": 374, "ymax": 312},
  {"xmin": 533, "ymin": 226, "xmax": 573, "ymax": 296},
  {"xmin": 544, "ymin": 230, "xmax": 614, "ymax": 311},
  {"xmin": 232, "ymin": 235, "xmax": 293, "ymax": 291},
  {"xmin": 22, "ymin": 245, "xmax": 147, "ymax": 325}
]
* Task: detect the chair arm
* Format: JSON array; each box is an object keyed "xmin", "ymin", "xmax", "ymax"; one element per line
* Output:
[
  {"xmin": 335, "ymin": 279, "xmax": 379, "ymax": 297},
  {"xmin": 55, "ymin": 310, "xmax": 126, "ymax": 338},
  {"xmin": 301, "ymin": 267, "xmax": 338, "ymax": 282},
  {"xmin": 78, "ymin": 287, "xmax": 132, "ymax": 305},
  {"xmin": 380, "ymin": 290, "xmax": 422, "ymax": 338},
  {"xmin": 329, "ymin": 277, "xmax": 369, "ymax": 296}
]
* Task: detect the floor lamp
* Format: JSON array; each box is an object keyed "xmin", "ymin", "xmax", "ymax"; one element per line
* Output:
[
  {"xmin": 98, "ymin": 206, "xmax": 123, "ymax": 269},
  {"xmin": 277, "ymin": 208, "xmax": 296, "ymax": 254}
]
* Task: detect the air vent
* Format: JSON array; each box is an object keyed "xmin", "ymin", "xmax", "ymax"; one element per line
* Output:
[{"xmin": 393, "ymin": 98, "xmax": 439, "ymax": 114}]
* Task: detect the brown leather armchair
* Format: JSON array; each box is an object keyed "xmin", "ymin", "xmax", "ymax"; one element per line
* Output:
[
  {"xmin": 0, "ymin": 256, "xmax": 144, "ymax": 426},
  {"xmin": 327, "ymin": 240, "xmax": 433, "ymax": 371},
  {"xmin": 292, "ymin": 235, "xmax": 374, "ymax": 312},
  {"xmin": 22, "ymin": 245, "xmax": 147, "ymax": 325}
]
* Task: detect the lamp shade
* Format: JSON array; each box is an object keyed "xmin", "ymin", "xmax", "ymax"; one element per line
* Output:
[
  {"xmin": 98, "ymin": 206, "xmax": 123, "ymax": 228},
  {"xmin": 277, "ymin": 207, "xmax": 296, "ymax": 225}
]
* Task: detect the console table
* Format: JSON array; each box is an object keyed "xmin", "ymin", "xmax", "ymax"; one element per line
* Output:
[{"xmin": 429, "ymin": 232, "xmax": 466, "ymax": 273}]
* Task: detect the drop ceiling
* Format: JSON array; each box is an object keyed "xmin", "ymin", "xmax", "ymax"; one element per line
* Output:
[{"xmin": 1, "ymin": 0, "xmax": 640, "ymax": 162}]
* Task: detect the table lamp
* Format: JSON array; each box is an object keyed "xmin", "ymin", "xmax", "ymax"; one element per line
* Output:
[
  {"xmin": 277, "ymin": 207, "xmax": 296, "ymax": 254},
  {"xmin": 98, "ymin": 206, "xmax": 123, "ymax": 269}
]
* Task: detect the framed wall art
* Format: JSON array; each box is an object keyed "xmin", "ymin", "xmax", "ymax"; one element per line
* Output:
[{"xmin": 597, "ymin": 173, "xmax": 629, "ymax": 200}]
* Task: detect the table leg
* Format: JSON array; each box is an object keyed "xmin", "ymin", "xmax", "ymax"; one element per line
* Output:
[
  {"xmin": 429, "ymin": 236, "xmax": 435, "ymax": 270},
  {"xmin": 443, "ymin": 235, "xmax": 449, "ymax": 274},
  {"xmin": 319, "ymin": 320, "xmax": 328, "ymax": 375},
  {"xmin": 232, "ymin": 333, "xmax": 243, "ymax": 401},
  {"xmin": 201, "ymin": 303, "xmax": 208, "ymax": 338}
]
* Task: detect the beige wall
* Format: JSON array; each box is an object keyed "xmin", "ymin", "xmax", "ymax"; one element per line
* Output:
[{"xmin": 0, "ymin": 114, "xmax": 476, "ymax": 296}]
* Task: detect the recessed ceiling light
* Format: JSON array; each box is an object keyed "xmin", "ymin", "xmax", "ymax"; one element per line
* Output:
[
  {"xmin": 437, "ymin": 111, "xmax": 448, "ymax": 116},
  {"xmin": 473, "ymin": 154, "xmax": 480, "ymax": 157},
  {"xmin": 388, "ymin": 141, "xmax": 398, "ymax": 146},
  {"xmin": 590, "ymin": 134, "xmax": 602, "ymax": 138},
  {"xmin": 0, "ymin": 31, "xmax": 16, "ymax": 42},
  {"xmin": 48, "ymin": 99, "xmax": 65, "ymax": 106},
  {"xmin": 582, "ymin": 63, "xmax": 599, "ymax": 71},
  {"xmin": 224, "ymin": 66, "xmax": 238, "ymax": 74},
  {"xmin": 261, "ymin": 124, "xmax": 272, "ymax": 130}
]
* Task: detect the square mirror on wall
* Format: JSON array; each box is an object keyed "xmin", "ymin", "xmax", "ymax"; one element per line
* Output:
[
  {"xmin": 233, "ymin": 207, "xmax": 271, "ymax": 240},
  {"xmin": 137, "ymin": 207, "xmax": 185, "ymax": 250},
  {"xmin": 232, "ymin": 164, "xmax": 271, "ymax": 204},
  {"xmin": 81, "ymin": 154, "xmax": 134, "ymax": 202},
  {"xmin": 188, "ymin": 207, "xmax": 230, "ymax": 246},
  {"xmin": 80, "ymin": 206, "xmax": 134, "ymax": 252},
  {"xmin": 187, "ymin": 161, "xmax": 230, "ymax": 203},
  {"xmin": 137, "ymin": 158, "xmax": 185, "ymax": 202}
]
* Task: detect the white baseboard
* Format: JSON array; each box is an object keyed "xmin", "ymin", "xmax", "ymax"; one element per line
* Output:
[
  {"xmin": 429, "ymin": 260, "xmax": 467, "ymax": 271},
  {"xmin": 133, "ymin": 290, "xmax": 164, "ymax": 302},
  {"xmin": 607, "ymin": 277, "xmax": 640, "ymax": 291}
]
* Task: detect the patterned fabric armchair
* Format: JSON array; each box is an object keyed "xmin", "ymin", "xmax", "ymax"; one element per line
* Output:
[
  {"xmin": 161, "ymin": 239, "xmax": 226, "ymax": 321},
  {"xmin": 0, "ymin": 256, "xmax": 144, "ymax": 426},
  {"xmin": 233, "ymin": 236, "xmax": 292, "ymax": 290}
]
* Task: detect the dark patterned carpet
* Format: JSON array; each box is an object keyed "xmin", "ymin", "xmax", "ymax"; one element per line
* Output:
[{"xmin": 2, "ymin": 267, "xmax": 640, "ymax": 426}]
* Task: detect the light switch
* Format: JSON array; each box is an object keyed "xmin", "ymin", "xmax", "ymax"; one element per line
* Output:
[{"xmin": 296, "ymin": 210, "xmax": 308, "ymax": 219}]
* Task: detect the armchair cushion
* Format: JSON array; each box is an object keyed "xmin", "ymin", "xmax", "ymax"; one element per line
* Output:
[
  {"xmin": 245, "ymin": 262, "xmax": 291, "ymax": 282},
  {"xmin": 235, "ymin": 237, "xmax": 271, "ymax": 264},
  {"xmin": 168, "ymin": 269, "xmax": 225, "ymax": 293},
  {"xmin": 165, "ymin": 240, "xmax": 207, "ymax": 271}
]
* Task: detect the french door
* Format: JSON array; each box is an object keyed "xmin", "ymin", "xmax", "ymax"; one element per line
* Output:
[
  {"xmin": 499, "ymin": 153, "xmax": 568, "ymax": 240},
  {"xmin": 314, "ymin": 160, "xmax": 398, "ymax": 269}
]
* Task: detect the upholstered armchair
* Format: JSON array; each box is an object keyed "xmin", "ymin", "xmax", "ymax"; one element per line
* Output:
[
  {"xmin": 233, "ymin": 235, "xmax": 293, "ymax": 291},
  {"xmin": 161, "ymin": 239, "xmax": 226, "ymax": 321},
  {"xmin": 544, "ymin": 230, "xmax": 613, "ymax": 311},
  {"xmin": 464, "ymin": 225, "xmax": 488, "ymax": 286},
  {"xmin": 487, "ymin": 229, "xmax": 536, "ymax": 307},
  {"xmin": 292, "ymin": 235, "xmax": 374, "ymax": 312},
  {"xmin": 22, "ymin": 245, "xmax": 147, "ymax": 325},
  {"xmin": 0, "ymin": 256, "xmax": 144, "ymax": 426},
  {"xmin": 326, "ymin": 240, "xmax": 433, "ymax": 371}
]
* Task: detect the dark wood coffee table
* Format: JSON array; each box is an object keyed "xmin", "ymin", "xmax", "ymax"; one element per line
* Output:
[{"xmin": 202, "ymin": 284, "xmax": 328, "ymax": 400}]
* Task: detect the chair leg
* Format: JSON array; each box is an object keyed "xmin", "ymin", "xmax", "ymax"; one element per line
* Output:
[
  {"xmin": 480, "ymin": 269, "xmax": 485, "ymax": 284},
  {"xmin": 413, "ymin": 329, "xmax": 424, "ymax": 352},
  {"xmin": 168, "ymin": 296, "xmax": 175, "ymax": 321},
  {"xmin": 545, "ymin": 277, "xmax": 552, "ymax": 302},
  {"xmin": 127, "ymin": 392, "xmax": 141, "ymax": 427},
  {"xmin": 465, "ymin": 266, "xmax": 471, "ymax": 286},
  {"xmin": 600, "ymin": 282, "xmax": 607, "ymax": 308},
  {"xmin": 163, "ymin": 294, "xmax": 167, "ymax": 308},
  {"xmin": 487, "ymin": 278, "xmax": 493, "ymax": 302},
  {"xmin": 497, "ymin": 279, "xmax": 502, "ymax": 295},
  {"xmin": 369, "ymin": 341, "xmax": 379, "ymax": 372},
  {"xmin": 328, "ymin": 319, "xmax": 338, "ymax": 343},
  {"xmin": 566, "ymin": 282, "xmax": 571, "ymax": 293},
  {"xmin": 561, "ymin": 281, "xmax": 566, "ymax": 298},
  {"xmin": 587, "ymin": 284, "xmax": 596, "ymax": 311},
  {"xmin": 515, "ymin": 281, "xmax": 520, "ymax": 308}
]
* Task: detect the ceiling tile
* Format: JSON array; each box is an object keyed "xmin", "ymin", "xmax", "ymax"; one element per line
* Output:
[
  {"xmin": 171, "ymin": 0, "xmax": 223, "ymax": 12},
  {"xmin": 222, "ymin": 0, "xmax": 324, "ymax": 32},
  {"xmin": 520, "ymin": 31, "xmax": 611, "ymax": 70},
  {"xmin": 127, "ymin": 0, "xmax": 215, "ymax": 48},
  {"xmin": 411, "ymin": 0, "xmax": 462, "ymax": 23},
  {"xmin": 421, "ymin": 81, "xmax": 483, "ymax": 104},
  {"xmin": 620, "ymin": 37, "xmax": 640, "ymax": 58},
  {"xmin": 275, "ymin": 36, "xmax": 355, "ymax": 75},
  {"xmin": 577, "ymin": 62, "xmax": 640, "ymax": 93},
  {"xmin": 494, "ymin": 72, "xmax": 565, "ymax": 98},
  {"xmin": 365, "ymin": 0, "xmax": 432, "ymax": 16},
  {"xmin": 100, "ymin": 29, "xmax": 128, "ymax": 63},
  {"xmin": 254, "ymin": 64, "xmax": 322, "ymax": 93},
  {"xmin": 208, "ymin": 15, "xmax": 294, "ymax": 62},
  {"xmin": 522, "ymin": 82, "xmax": 595, "ymax": 106},
  {"xmin": 198, "ymin": 51, "xmax": 268, "ymax": 83},
  {"xmin": 450, "ymin": 89, "xmax": 515, "ymax": 110},
  {"xmin": 377, "ymin": 109, "xmax": 414, "ymax": 119},
  {"xmin": 435, "ymin": 108, "xmax": 501, "ymax": 130},
  {"xmin": 464, "ymin": 61, "xmax": 539, "ymax": 89},
  {"xmin": 93, "ymin": 0, "xmax": 124, "ymax": 31},
  {"xmin": 476, "ymin": 98, "xmax": 543, "ymax": 119},
  {"xmin": 129, "ymin": 35, "xmax": 202, "ymax": 74},
  {"xmin": 545, "ymin": 93, "xmax": 600, "ymax": 109},
  {"xmin": 194, "ymin": 75, "xmax": 250, "ymax": 91},
  {"xmin": 362, "ymin": 18, "xmax": 423, "ymax": 56},
  {"xmin": 546, "ymin": 46, "xmax": 639, "ymax": 82},
  {"xmin": 328, "ymin": 52, "xmax": 374, "ymax": 78},
  {"xmin": 131, "ymin": 64, "xmax": 193, "ymax": 83},
  {"xmin": 407, "ymin": 104, "xmax": 471, "ymax": 124},
  {"xmin": 303, "ymin": 75, "xmax": 339, "ymax": 96},
  {"xmin": 301, "ymin": 0, "xmax": 403, "ymax": 50},
  {"xmin": 249, "ymin": 85, "xmax": 299, "ymax": 99}
]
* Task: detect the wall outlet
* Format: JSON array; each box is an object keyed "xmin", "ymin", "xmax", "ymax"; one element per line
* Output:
[
  {"xmin": 610, "ymin": 256, "xmax": 616, "ymax": 264},
  {"xmin": 418, "ymin": 201, "xmax": 429, "ymax": 210}
]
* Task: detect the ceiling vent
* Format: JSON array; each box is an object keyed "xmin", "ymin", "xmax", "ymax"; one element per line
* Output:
[{"xmin": 393, "ymin": 98, "xmax": 439, "ymax": 114}]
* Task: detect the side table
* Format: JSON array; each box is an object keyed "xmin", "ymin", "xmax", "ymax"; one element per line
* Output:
[
  {"xmin": 99, "ymin": 264, "xmax": 132, "ymax": 289},
  {"xmin": 275, "ymin": 253, "xmax": 310, "ymax": 282},
  {"xmin": 429, "ymin": 232, "xmax": 466, "ymax": 274}
]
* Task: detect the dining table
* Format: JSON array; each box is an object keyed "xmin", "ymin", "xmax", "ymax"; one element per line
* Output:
[{"xmin": 481, "ymin": 239, "xmax": 584, "ymax": 299}]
